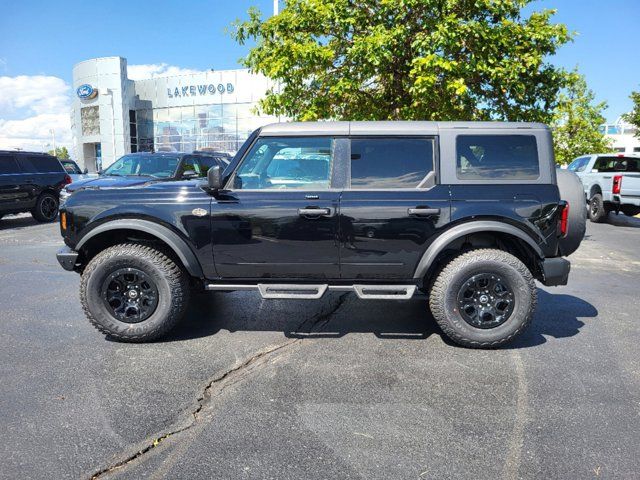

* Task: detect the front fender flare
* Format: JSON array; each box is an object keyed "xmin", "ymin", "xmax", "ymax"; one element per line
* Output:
[
  {"xmin": 76, "ymin": 219, "xmax": 204, "ymax": 278},
  {"xmin": 413, "ymin": 220, "xmax": 544, "ymax": 279}
]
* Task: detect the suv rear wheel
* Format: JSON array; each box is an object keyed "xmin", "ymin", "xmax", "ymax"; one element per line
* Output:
[
  {"xmin": 80, "ymin": 243, "xmax": 190, "ymax": 342},
  {"xmin": 429, "ymin": 249, "xmax": 536, "ymax": 348},
  {"xmin": 32, "ymin": 192, "xmax": 59, "ymax": 222}
]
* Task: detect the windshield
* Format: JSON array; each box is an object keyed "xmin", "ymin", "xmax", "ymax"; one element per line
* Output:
[
  {"xmin": 103, "ymin": 154, "xmax": 180, "ymax": 178},
  {"xmin": 567, "ymin": 157, "xmax": 589, "ymax": 172}
]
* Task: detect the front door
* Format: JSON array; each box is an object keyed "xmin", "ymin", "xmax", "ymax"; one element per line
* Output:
[
  {"xmin": 210, "ymin": 136, "xmax": 342, "ymax": 279},
  {"xmin": 339, "ymin": 137, "xmax": 451, "ymax": 280}
]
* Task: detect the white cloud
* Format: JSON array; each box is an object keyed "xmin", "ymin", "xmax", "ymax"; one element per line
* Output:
[
  {"xmin": 0, "ymin": 75, "xmax": 72, "ymax": 152},
  {"xmin": 0, "ymin": 64, "xmax": 204, "ymax": 152},
  {"xmin": 127, "ymin": 63, "xmax": 203, "ymax": 80}
]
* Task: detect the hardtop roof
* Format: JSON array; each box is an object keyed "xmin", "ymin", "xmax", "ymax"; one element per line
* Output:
[{"xmin": 259, "ymin": 121, "xmax": 549, "ymax": 136}]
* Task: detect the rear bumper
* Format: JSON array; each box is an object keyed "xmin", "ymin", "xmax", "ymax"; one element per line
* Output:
[
  {"xmin": 56, "ymin": 246, "xmax": 79, "ymax": 271},
  {"xmin": 541, "ymin": 257, "xmax": 570, "ymax": 286}
]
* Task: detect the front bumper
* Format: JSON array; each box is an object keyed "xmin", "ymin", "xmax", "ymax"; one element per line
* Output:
[
  {"xmin": 541, "ymin": 257, "xmax": 570, "ymax": 286},
  {"xmin": 57, "ymin": 246, "xmax": 79, "ymax": 271}
]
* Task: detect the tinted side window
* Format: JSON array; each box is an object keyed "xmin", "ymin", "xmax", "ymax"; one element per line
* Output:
[
  {"xmin": 196, "ymin": 156, "xmax": 226, "ymax": 177},
  {"xmin": 233, "ymin": 137, "xmax": 333, "ymax": 190},
  {"xmin": 0, "ymin": 154, "xmax": 21, "ymax": 174},
  {"xmin": 457, "ymin": 135, "xmax": 539, "ymax": 180},
  {"xmin": 177, "ymin": 156, "xmax": 200, "ymax": 177},
  {"xmin": 22, "ymin": 155, "xmax": 64, "ymax": 173},
  {"xmin": 350, "ymin": 138, "xmax": 433, "ymax": 189}
]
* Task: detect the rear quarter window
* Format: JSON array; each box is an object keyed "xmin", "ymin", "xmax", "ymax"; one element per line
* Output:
[
  {"xmin": 456, "ymin": 135, "xmax": 539, "ymax": 180},
  {"xmin": 19, "ymin": 155, "xmax": 65, "ymax": 173}
]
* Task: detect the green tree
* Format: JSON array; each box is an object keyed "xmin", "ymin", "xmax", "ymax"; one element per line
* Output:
[
  {"xmin": 623, "ymin": 89, "xmax": 640, "ymax": 138},
  {"xmin": 551, "ymin": 73, "xmax": 611, "ymax": 165},
  {"xmin": 48, "ymin": 146, "xmax": 70, "ymax": 159},
  {"xmin": 232, "ymin": 0, "xmax": 574, "ymax": 122}
]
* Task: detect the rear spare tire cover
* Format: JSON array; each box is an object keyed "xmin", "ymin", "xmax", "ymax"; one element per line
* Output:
[{"xmin": 556, "ymin": 169, "xmax": 586, "ymax": 256}]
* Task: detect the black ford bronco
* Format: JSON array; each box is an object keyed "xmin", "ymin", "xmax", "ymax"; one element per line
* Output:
[{"xmin": 56, "ymin": 122, "xmax": 586, "ymax": 348}]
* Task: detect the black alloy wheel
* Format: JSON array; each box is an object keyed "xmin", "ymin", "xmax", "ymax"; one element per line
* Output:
[
  {"xmin": 457, "ymin": 273, "xmax": 514, "ymax": 329},
  {"xmin": 101, "ymin": 268, "xmax": 159, "ymax": 323},
  {"xmin": 32, "ymin": 193, "xmax": 59, "ymax": 222},
  {"xmin": 40, "ymin": 196, "xmax": 57, "ymax": 220}
]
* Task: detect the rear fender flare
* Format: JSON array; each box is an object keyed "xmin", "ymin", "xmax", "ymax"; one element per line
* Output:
[
  {"xmin": 413, "ymin": 221, "xmax": 544, "ymax": 279},
  {"xmin": 76, "ymin": 219, "xmax": 204, "ymax": 278}
]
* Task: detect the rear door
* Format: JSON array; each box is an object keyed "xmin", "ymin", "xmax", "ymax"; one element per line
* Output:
[
  {"xmin": 338, "ymin": 136, "xmax": 451, "ymax": 280},
  {"xmin": 0, "ymin": 153, "xmax": 31, "ymax": 213},
  {"xmin": 210, "ymin": 136, "xmax": 343, "ymax": 279}
]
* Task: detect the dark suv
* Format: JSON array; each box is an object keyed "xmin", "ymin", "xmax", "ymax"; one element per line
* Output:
[
  {"xmin": 0, "ymin": 150, "xmax": 70, "ymax": 222},
  {"xmin": 56, "ymin": 122, "xmax": 586, "ymax": 348}
]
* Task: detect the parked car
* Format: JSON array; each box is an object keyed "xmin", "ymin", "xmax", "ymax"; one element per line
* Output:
[
  {"xmin": 56, "ymin": 121, "xmax": 586, "ymax": 348},
  {"xmin": 567, "ymin": 153, "xmax": 640, "ymax": 222},
  {"xmin": 0, "ymin": 150, "xmax": 70, "ymax": 222},
  {"xmin": 59, "ymin": 159, "xmax": 97, "ymax": 183},
  {"xmin": 59, "ymin": 151, "xmax": 229, "ymax": 204}
]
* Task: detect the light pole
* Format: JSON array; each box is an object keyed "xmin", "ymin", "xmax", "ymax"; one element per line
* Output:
[{"xmin": 49, "ymin": 129, "xmax": 56, "ymax": 155}]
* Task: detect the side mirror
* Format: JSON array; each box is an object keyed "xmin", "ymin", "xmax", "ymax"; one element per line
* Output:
[{"xmin": 207, "ymin": 166, "xmax": 222, "ymax": 190}]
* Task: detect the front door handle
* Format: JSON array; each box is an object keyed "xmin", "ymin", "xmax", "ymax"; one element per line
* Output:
[
  {"xmin": 298, "ymin": 207, "xmax": 331, "ymax": 217},
  {"xmin": 408, "ymin": 207, "xmax": 440, "ymax": 217}
]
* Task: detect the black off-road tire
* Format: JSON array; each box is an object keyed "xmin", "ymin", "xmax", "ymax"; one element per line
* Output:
[
  {"xmin": 429, "ymin": 249, "xmax": 537, "ymax": 348},
  {"xmin": 80, "ymin": 243, "xmax": 190, "ymax": 342},
  {"xmin": 31, "ymin": 192, "xmax": 59, "ymax": 222},
  {"xmin": 588, "ymin": 193, "xmax": 607, "ymax": 223}
]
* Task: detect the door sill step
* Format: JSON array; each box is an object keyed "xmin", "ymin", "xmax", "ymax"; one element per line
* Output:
[{"xmin": 205, "ymin": 283, "xmax": 416, "ymax": 300}]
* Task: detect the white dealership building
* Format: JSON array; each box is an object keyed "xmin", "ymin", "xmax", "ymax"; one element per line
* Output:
[{"xmin": 71, "ymin": 56, "xmax": 280, "ymax": 171}]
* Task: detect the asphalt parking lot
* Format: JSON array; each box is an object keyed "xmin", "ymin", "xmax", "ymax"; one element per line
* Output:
[{"xmin": 1, "ymin": 213, "xmax": 639, "ymax": 479}]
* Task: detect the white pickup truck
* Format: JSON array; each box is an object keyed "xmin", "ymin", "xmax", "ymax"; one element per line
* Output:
[{"xmin": 567, "ymin": 154, "xmax": 640, "ymax": 222}]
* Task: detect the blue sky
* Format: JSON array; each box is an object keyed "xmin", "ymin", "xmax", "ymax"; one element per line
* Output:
[{"xmin": 0, "ymin": 0, "xmax": 638, "ymax": 150}]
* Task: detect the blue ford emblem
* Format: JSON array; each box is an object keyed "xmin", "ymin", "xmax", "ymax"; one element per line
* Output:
[{"xmin": 77, "ymin": 84, "xmax": 97, "ymax": 99}]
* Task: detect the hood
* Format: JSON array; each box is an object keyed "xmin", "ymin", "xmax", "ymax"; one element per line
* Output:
[{"xmin": 65, "ymin": 175, "xmax": 157, "ymax": 192}]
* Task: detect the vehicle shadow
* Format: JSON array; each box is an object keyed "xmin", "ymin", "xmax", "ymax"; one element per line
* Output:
[
  {"xmin": 163, "ymin": 288, "xmax": 597, "ymax": 349},
  {"xmin": 603, "ymin": 212, "xmax": 640, "ymax": 228},
  {"xmin": 0, "ymin": 214, "xmax": 51, "ymax": 231}
]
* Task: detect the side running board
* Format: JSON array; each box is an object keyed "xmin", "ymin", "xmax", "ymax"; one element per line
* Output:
[
  {"xmin": 205, "ymin": 283, "xmax": 416, "ymax": 300},
  {"xmin": 258, "ymin": 284, "xmax": 327, "ymax": 299}
]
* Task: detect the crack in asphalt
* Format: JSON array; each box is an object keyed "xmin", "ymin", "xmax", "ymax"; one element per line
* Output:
[{"xmin": 89, "ymin": 292, "xmax": 349, "ymax": 479}]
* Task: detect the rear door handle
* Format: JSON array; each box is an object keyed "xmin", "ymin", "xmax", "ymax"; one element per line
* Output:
[
  {"xmin": 408, "ymin": 207, "xmax": 440, "ymax": 217},
  {"xmin": 298, "ymin": 207, "xmax": 331, "ymax": 217}
]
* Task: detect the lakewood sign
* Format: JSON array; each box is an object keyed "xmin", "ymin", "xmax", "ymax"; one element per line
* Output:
[{"xmin": 167, "ymin": 83, "xmax": 235, "ymax": 99}]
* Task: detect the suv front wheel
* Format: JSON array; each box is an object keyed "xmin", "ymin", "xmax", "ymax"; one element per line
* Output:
[
  {"xmin": 429, "ymin": 249, "xmax": 536, "ymax": 348},
  {"xmin": 80, "ymin": 243, "xmax": 190, "ymax": 342}
]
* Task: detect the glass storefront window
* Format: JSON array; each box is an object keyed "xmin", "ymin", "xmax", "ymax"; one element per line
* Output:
[{"xmin": 145, "ymin": 102, "xmax": 269, "ymax": 154}]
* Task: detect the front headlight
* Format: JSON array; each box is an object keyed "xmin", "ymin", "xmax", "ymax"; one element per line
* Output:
[{"xmin": 59, "ymin": 188, "xmax": 72, "ymax": 205}]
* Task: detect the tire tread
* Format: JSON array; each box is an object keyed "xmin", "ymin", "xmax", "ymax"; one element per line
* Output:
[
  {"xmin": 429, "ymin": 248, "xmax": 537, "ymax": 348},
  {"xmin": 80, "ymin": 243, "xmax": 189, "ymax": 342}
]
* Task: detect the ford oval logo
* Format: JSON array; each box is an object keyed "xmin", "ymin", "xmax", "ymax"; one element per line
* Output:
[{"xmin": 76, "ymin": 84, "xmax": 97, "ymax": 99}]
